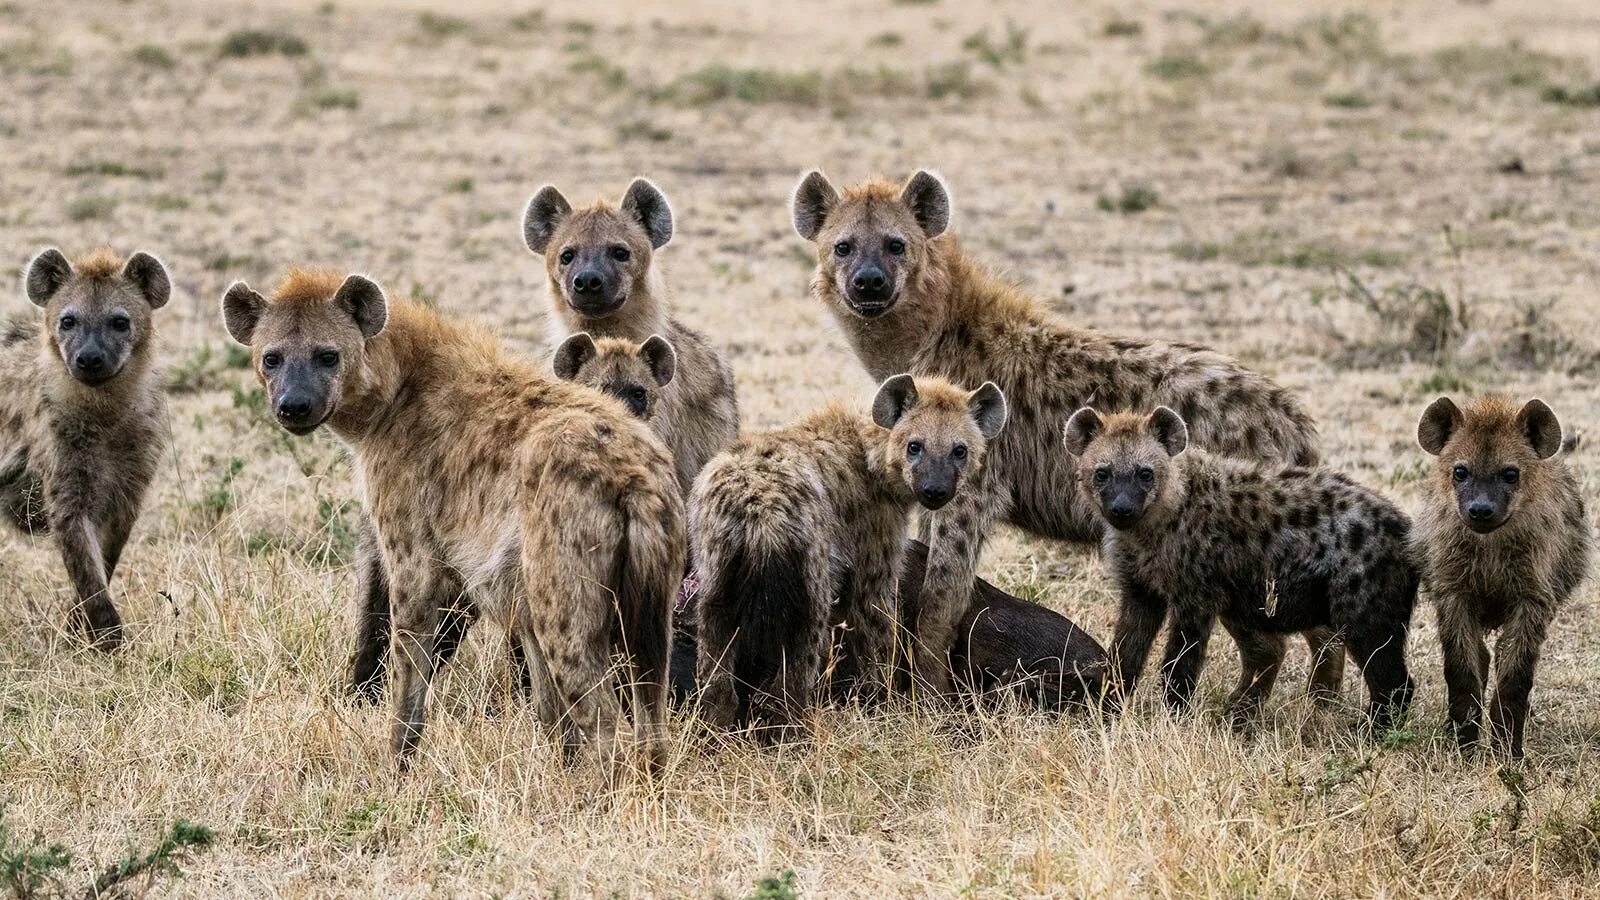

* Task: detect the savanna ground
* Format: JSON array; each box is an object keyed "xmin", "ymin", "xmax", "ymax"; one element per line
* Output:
[{"xmin": 1, "ymin": 0, "xmax": 1599, "ymax": 895}]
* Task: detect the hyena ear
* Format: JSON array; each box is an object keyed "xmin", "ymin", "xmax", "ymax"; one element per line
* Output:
[
  {"xmin": 24, "ymin": 247, "xmax": 72, "ymax": 307},
  {"xmin": 1416, "ymin": 396, "xmax": 1462, "ymax": 456},
  {"xmin": 792, "ymin": 170, "xmax": 840, "ymax": 242},
  {"xmin": 967, "ymin": 381, "xmax": 1008, "ymax": 439},
  {"xmin": 1147, "ymin": 407, "xmax": 1189, "ymax": 457},
  {"xmin": 552, "ymin": 332, "xmax": 597, "ymax": 381},
  {"xmin": 1518, "ymin": 398, "xmax": 1563, "ymax": 460},
  {"xmin": 333, "ymin": 274, "xmax": 387, "ymax": 339},
  {"xmin": 621, "ymin": 178, "xmax": 673, "ymax": 249},
  {"xmin": 1062, "ymin": 407, "xmax": 1103, "ymax": 457},
  {"xmin": 122, "ymin": 251, "xmax": 171, "ymax": 310},
  {"xmin": 901, "ymin": 170, "xmax": 951, "ymax": 238},
  {"xmin": 639, "ymin": 334, "xmax": 676, "ymax": 387},
  {"xmin": 522, "ymin": 185, "xmax": 572, "ymax": 255},
  {"xmin": 220, "ymin": 281, "xmax": 267, "ymax": 346},
  {"xmin": 871, "ymin": 373, "xmax": 919, "ymax": 429}
]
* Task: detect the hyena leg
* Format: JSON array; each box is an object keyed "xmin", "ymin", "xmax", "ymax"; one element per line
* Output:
[
  {"xmin": 841, "ymin": 530, "xmax": 902, "ymax": 703},
  {"xmin": 387, "ymin": 564, "xmax": 459, "ymax": 769},
  {"xmin": 1223, "ymin": 621, "xmax": 1286, "ymax": 726},
  {"xmin": 693, "ymin": 543, "xmax": 741, "ymax": 729},
  {"xmin": 55, "ymin": 516, "xmax": 122, "ymax": 650},
  {"xmin": 98, "ymin": 503, "xmax": 137, "ymax": 580},
  {"xmin": 913, "ymin": 479, "xmax": 1004, "ymax": 694},
  {"xmin": 1344, "ymin": 621, "xmax": 1414, "ymax": 730},
  {"xmin": 1303, "ymin": 627, "xmax": 1345, "ymax": 704},
  {"xmin": 1436, "ymin": 602, "xmax": 1488, "ymax": 751},
  {"xmin": 1108, "ymin": 582, "xmax": 1169, "ymax": 712},
  {"xmin": 1487, "ymin": 607, "xmax": 1550, "ymax": 759},
  {"xmin": 348, "ymin": 515, "xmax": 393, "ymax": 703},
  {"xmin": 1159, "ymin": 606, "xmax": 1216, "ymax": 713},
  {"xmin": 516, "ymin": 631, "xmax": 569, "ymax": 747}
]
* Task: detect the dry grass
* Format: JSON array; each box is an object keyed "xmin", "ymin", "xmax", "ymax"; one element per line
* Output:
[{"xmin": 3, "ymin": 0, "xmax": 1600, "ymax": 895}]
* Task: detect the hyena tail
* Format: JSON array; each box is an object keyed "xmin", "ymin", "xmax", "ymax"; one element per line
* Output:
[
  {"xmin": 728, "ymin": 523, "xmax": 825, "ymax": 729},
  {"xmin": 616, "ymin": 484, "xmax": 686, "ymax": 770}
]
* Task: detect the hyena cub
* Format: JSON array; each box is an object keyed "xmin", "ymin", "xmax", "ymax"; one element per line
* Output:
[
  {"xmin": 1, "ymin": 248, "xmax": 171, "ymax": 649},
  {"xmin": 1064, "ymin": 407, "xmax": 1418, "ymax": 726},
  {"xmin": 222, "ymin": 269, "xmax": 684, "ymax": 772},
  {"xmin": 693, "ymin": 375, "xmax": 1007, "ymax": 730},
  {"xmin": 552, "ymin": 332, "xmax": 676, "ymax": 422},
  {"xmin": 1417, "ymin": 396, "xmax": 1590, "ymax": 757}
]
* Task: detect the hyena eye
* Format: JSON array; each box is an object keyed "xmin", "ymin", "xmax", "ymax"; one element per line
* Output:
[
  {"xmin": 317, "ymin": 350, "xmax": 340, "ymax": 368},
  {"xmin": 951, "ymin": 443, "xmax": 968, "ymax": 461},
  {"xmin": 1452, "ymin": 465, "xmax": 1470, "ymax": 483},
  {"xmin": 628, "ymin": 387, "xmax": 647, "ymax": 403},
  {"xmin": 1136, "ymin": 466, "xmax": 1155, "ymax": 484},
  {"xmin": 833, "ymin": 241, "xmax": 852, "ymax": 258},
  {"xmin": 110, "ymin": 315, "xmax": 131, "ymax": 332},
  {"xmin": 886, "ymin": 238, "xmax": 906, "ymax": 256},
  {"xmin": 1501, "ymin": 467, "xmax": 1520, "ymax": 485},
  {"xmin": 58, "ymin": 314, "xmax": 76, "ymax": 330},
  {"xmin": 1093, "ymin": 467, "xmax": 1111, "ymax": 485},
  {"xmin": 558, "ymin": 248, "xmax": 576, "ymax": 266},
  {"xmin": 262, "ymin": 352, "xmax": 282, "ymax": 370},
  {"xmin": 906, "ymin": 440, "xmax": 923, "ymax": 458},
  {"xmin": 610, "ymin": 246, "xmax": 631, "ymax": 262}
]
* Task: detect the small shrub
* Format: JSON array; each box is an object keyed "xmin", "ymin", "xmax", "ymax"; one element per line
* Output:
[
  {"xmin": 1542, "ymin": 82, "xmax": 1600, "ymax": 108},
  {"xmin": 1097, "ymin": 184, "xmax": 1159, "ymax": 214},
  {"xmin": 925, "ymin": 61, "xmax": 982, "ymax": 100},
  {"xmin": 64, "ymin": 160, "xmax": 162, "ymax": 179},
  {"xmin": 130, "ymin": 43, "xmax": 176, "ymax": 69},
  {"xmin": 218, "ymin": 28, "xmax": 308, "ymax": 59},
  {"xmin": 417, "ymin": 12, "xmax": 470, "ymax": 39},
  {"xmin": 664, "ymin": 65, "xmax": 822, "ymax": 105},
  {"xmin": 304, "ymin": 88, "xmax": 359, "ymax": 110},
  {"xmin": 962, "ymin": 21, "xmax": 1028, "ymax": 68},
  {"xmin": 746, "ymin": 870, "xmax": 800, "ymax": 900},
  {"xmin": 1104, "ymin": 19, "xmax": 1143, "ymax": 38},
  {"xmin": 616, "ymin": 119, "xmax": 673, "ymax": 143},
  {"xmin": 66, "ymin": 196, "xmax": 116, "ymax": 222},
  {"xmin": 446, "ymin": 176, "xmax": 474, "ymax": 193},
  {"xmin": 1324, "ymin": 90, "xmax": 1371, "ymax": 109},
  {"xmin": 1145, "ymin": 51, "xmax": 1208, "ymax": 81},
  {"xmin": 870, "ymin": 32, "xmax": 903, "ymax": 47}
]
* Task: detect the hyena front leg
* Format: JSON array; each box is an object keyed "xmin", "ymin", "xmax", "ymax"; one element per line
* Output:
[
  {"xmin": 1107, "ymin": 580, "xmax": 1169, "ymax": 712},
  {"xmin": 1436, "ymin": 600, "xmax": 1489, "ymax": 751},
  {"xmin": 55, "ymin": 516, "xmax": 122, "ymax": 650},
  {"xmin": 387, "ymin": 558, "xmax": 463, "ymax": 770},
  {"xmin": 912, "ymin": 475, "xmax": 1006, "ymax": 694},
  {"xmin": 1159, "ymin": 604, "xmax": 1216, "ymax": 713},
  {"xmin": 348, "ymin": 515, "xmax": 393, "ymax": 702},
  {"xmin": 1223, "ymin": 621, "xmax": 1285, "ymax": 727},
  {"xmin": 1488, "ymin": 604, "xmax": 1551, "ymax": 759}
]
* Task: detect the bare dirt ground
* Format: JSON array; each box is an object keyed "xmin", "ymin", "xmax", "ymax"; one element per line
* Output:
[{"xmin": 2, "ymin": 0, "xmax": 1599, "ymax": 895}]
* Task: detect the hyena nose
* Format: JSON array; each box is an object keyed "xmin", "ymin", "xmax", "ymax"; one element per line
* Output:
[
  {"xmin": 573, "ymin": 271, "xmax": 604, "ymax": 295},
  {"xmin": 1467, "ymin": 502, "xmax": 1495, "ymax": 521},
  {"xmin": 277, "ymin": 397, "xmax": 313, "ymax": 422},
  {"xmin": 74, "ymin": 351, "xmax": 105, "ymax": 373},
  {"xmin": 917, "ymin": 484, "xmax": 952, "ymax": 508},
  {"xmin": 1108, "ymin": 498, "xmax": 1139, "ymax": 520},
  {"xmin": 852, "ymin": 269, "xmax": 888, "ymax": 294}
]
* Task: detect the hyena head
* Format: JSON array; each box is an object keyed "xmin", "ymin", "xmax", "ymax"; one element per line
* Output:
[
  {"xmin": 220, "ymin": 269, "xmax": 387, "ymax": 436},
  {"xmin": 791, "ymin": 170, "xmax": 951, "ymax": 319},
  {"xmin": 24, "ymin": 247, "xmax": 170, "ymax": 386},
  {"xmin": 872, "ymin": 374, "xmax": 1007, "ymax": 510},
  {"xmin": 521, "ymin": 178, "xmax": 672, "ymax": 319},
  {"xmin": 1418, "ymin": 396, "xmax": 1563, "ymax": 535},
  {"xmin": 552, "ymin": 332, "xmax": 676, "ymax": 420},
  {"xmin": 1064, "ymin": 407, "xmax": 1189, "ymax": 530}
]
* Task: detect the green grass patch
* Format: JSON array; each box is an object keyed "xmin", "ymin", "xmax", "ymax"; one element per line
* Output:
[
  {"xmin": 1145, "ymin": 51, "xmax": 1208, "ymax": 81},
  {"xmin": 66, "ymin": 195, "xmax": 116, "ymax": 222},
  {"xmin": 130, "ymin": 43, "xmax": 176, "ymax": 68},
  {"xmin": 1173, "ymin": 228, "xmax": 1403, "ymax": 270},
  {"xmin": 1097, "ymin": 184, "xmax": 1159, "ymax": 214},
  {"xmin": 218, "ymin": 28, "xmax": 308, "ymax": 58}
]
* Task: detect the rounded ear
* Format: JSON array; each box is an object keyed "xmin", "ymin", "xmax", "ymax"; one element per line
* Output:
[
  {"xmin": 621, "ymin": 178, "xmax": 673, "ymax": 249},
  {"xmin": 791, "ymin": 170, "xmax": 840, "ymax": 242},
  {"xmin": 121, "ymin": 251, "xmax": 171, "ymax": 309},
  {"xmin": 1416, "ymin": 396, "xmax": 1462, "ymax": 456},
  {"xmin": 333, "ymin": 274, "xmax": 387, "ymax": 339},
  {"xmin": 220, "ymin": 281, "xmax": 267, "ymax": 346},
  {"xmin": 1518, "ymin": 398, "xmax": 1563, "ymax": 460},
  {"xmin": 967, "ymin": 381, "xmax": 1008, "ymax": 439},
  {"xmin": 24, "ymin": 247, "xmax": 72, "ymax": 306},
  {"xmin": 871, "ymin": 373, "xmax": 919, "ymax": 429},
  {"xmin": 522, "ymin": 185, "xmax": 573, "ymax": 255},
  {"xmin": 1147, "ymin": 406, "xmax": 1189, "ymax": 457},
  {"xmin": 900, "ymin": 169, "xmax": 951, "ymax": 238},
  {"xmin": 552, "ymin": 332, "xmax": 597, "ymax": 381},
  {"xmin": 639, "ymin": 334, "xmax": 676, "ymax": 387},
  {"xmin": 1062, "ymin": 407, "xmax": 1103, "ymax": 457}
]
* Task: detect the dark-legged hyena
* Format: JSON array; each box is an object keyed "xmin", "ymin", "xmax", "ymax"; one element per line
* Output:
[
  {"xmin": 552, "ymin": 332, "xmax": 676, "ymax": 422},
  {"xmin": 791, "ymin": 170, "xmax": 1340, "ymax": 695},
  {"xmin": 693, "ymin": 375, "xmax": 1006, "ymax": 730},
  {"xmin": 345, "ymin": 178, "xmax": 737, "ymax": 702},
  {"xmin": 222, "ymin": 269, "xmax": 684, "ymax": 773},
  {"xmin": 1064, "ymin": 407, "xmax": 1418, "ymax": 727},
  {"xmin": 1, "ymin": 248, "xmax": 170, "ymax": 650},
  {"xmin": 1416, "ymin": 396, "xmax": 1591, "ymax": 757}
]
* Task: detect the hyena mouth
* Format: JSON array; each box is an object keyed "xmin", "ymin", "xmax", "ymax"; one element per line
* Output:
[
  {"xmin": 846, "ymin": 294, "xmax": 898, "ymax": 318},
  {"xmin": 567, "ymin": 291, "xmax": 628, "ymax": 318}
]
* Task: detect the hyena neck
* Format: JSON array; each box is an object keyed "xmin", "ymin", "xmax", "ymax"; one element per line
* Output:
[
  {"xmin": 546, "ymin": 268, "xmax": 669, "ymax": 344},
  {"xmin": 327, "ymin": 301, "xmax": 451, "ymax": 447}
]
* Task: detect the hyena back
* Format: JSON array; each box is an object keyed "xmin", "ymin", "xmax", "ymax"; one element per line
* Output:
[
  {"xmin": 222, "ymin": 269, "xmax": 684, "ymax": 773},
  {"xmin": 692, "ymin": 375, "xmax": 1005, "ymax": 731},
  {"xmin": 791, "ymin": 170, "xmax": 1332, "ymax": 693},
  {"xmin": 1064, "ymin": 407, "xmax": 1418, "ymax": 727},
  {"xmin": 1417, "ymin": 396, "xmax": 1591, "ymax": 757},
  {"xmin": 1, "ymin": 247, "xmax": 171, "ymax": 650}
]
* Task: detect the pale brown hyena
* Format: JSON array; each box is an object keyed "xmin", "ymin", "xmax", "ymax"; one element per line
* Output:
[
  {"xmin": 1, "ymin": 248, "xmax": 171, "ymax": 650},
  {"xmin": 1416, "ymin": 396, "xmax": 1591, "ymax": 758},
  {"xmin": 692, "ymin": 374, "xmax": 1006, "ymax": 732},
  {"xmin": 1064, "ymin": 407, "xmax": 1419, "ymax": 728},
  {"xmin": 552, "ymin": 332, "xmax": 676, "ymax": 424},
  {"xmin": 221, "ymin": 269, "xmax": 684, "ymax": 774},
  {"xmin": 790, "ymin": 169, "xmax": 1339, "ymax": 696}
]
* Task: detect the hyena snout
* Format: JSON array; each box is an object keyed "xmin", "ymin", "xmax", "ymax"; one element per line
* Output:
[
  {"xmin": 564, "ymin": 256, "xmax": 628, "ymax": 317},
  {"xmin": 912, "ymin": 459, "xmax": 959, "ymax": 510},
  {"xmin": 270, "ymin": 366, "xmax": 334, "ymax": 434},
  {"xmin": 59, "ymin": 326, "xmax": 131, "ymax": 385},
  {"xmin": 1100, "ymin": 481, "xmax": 1149, "ymax": 529}
]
